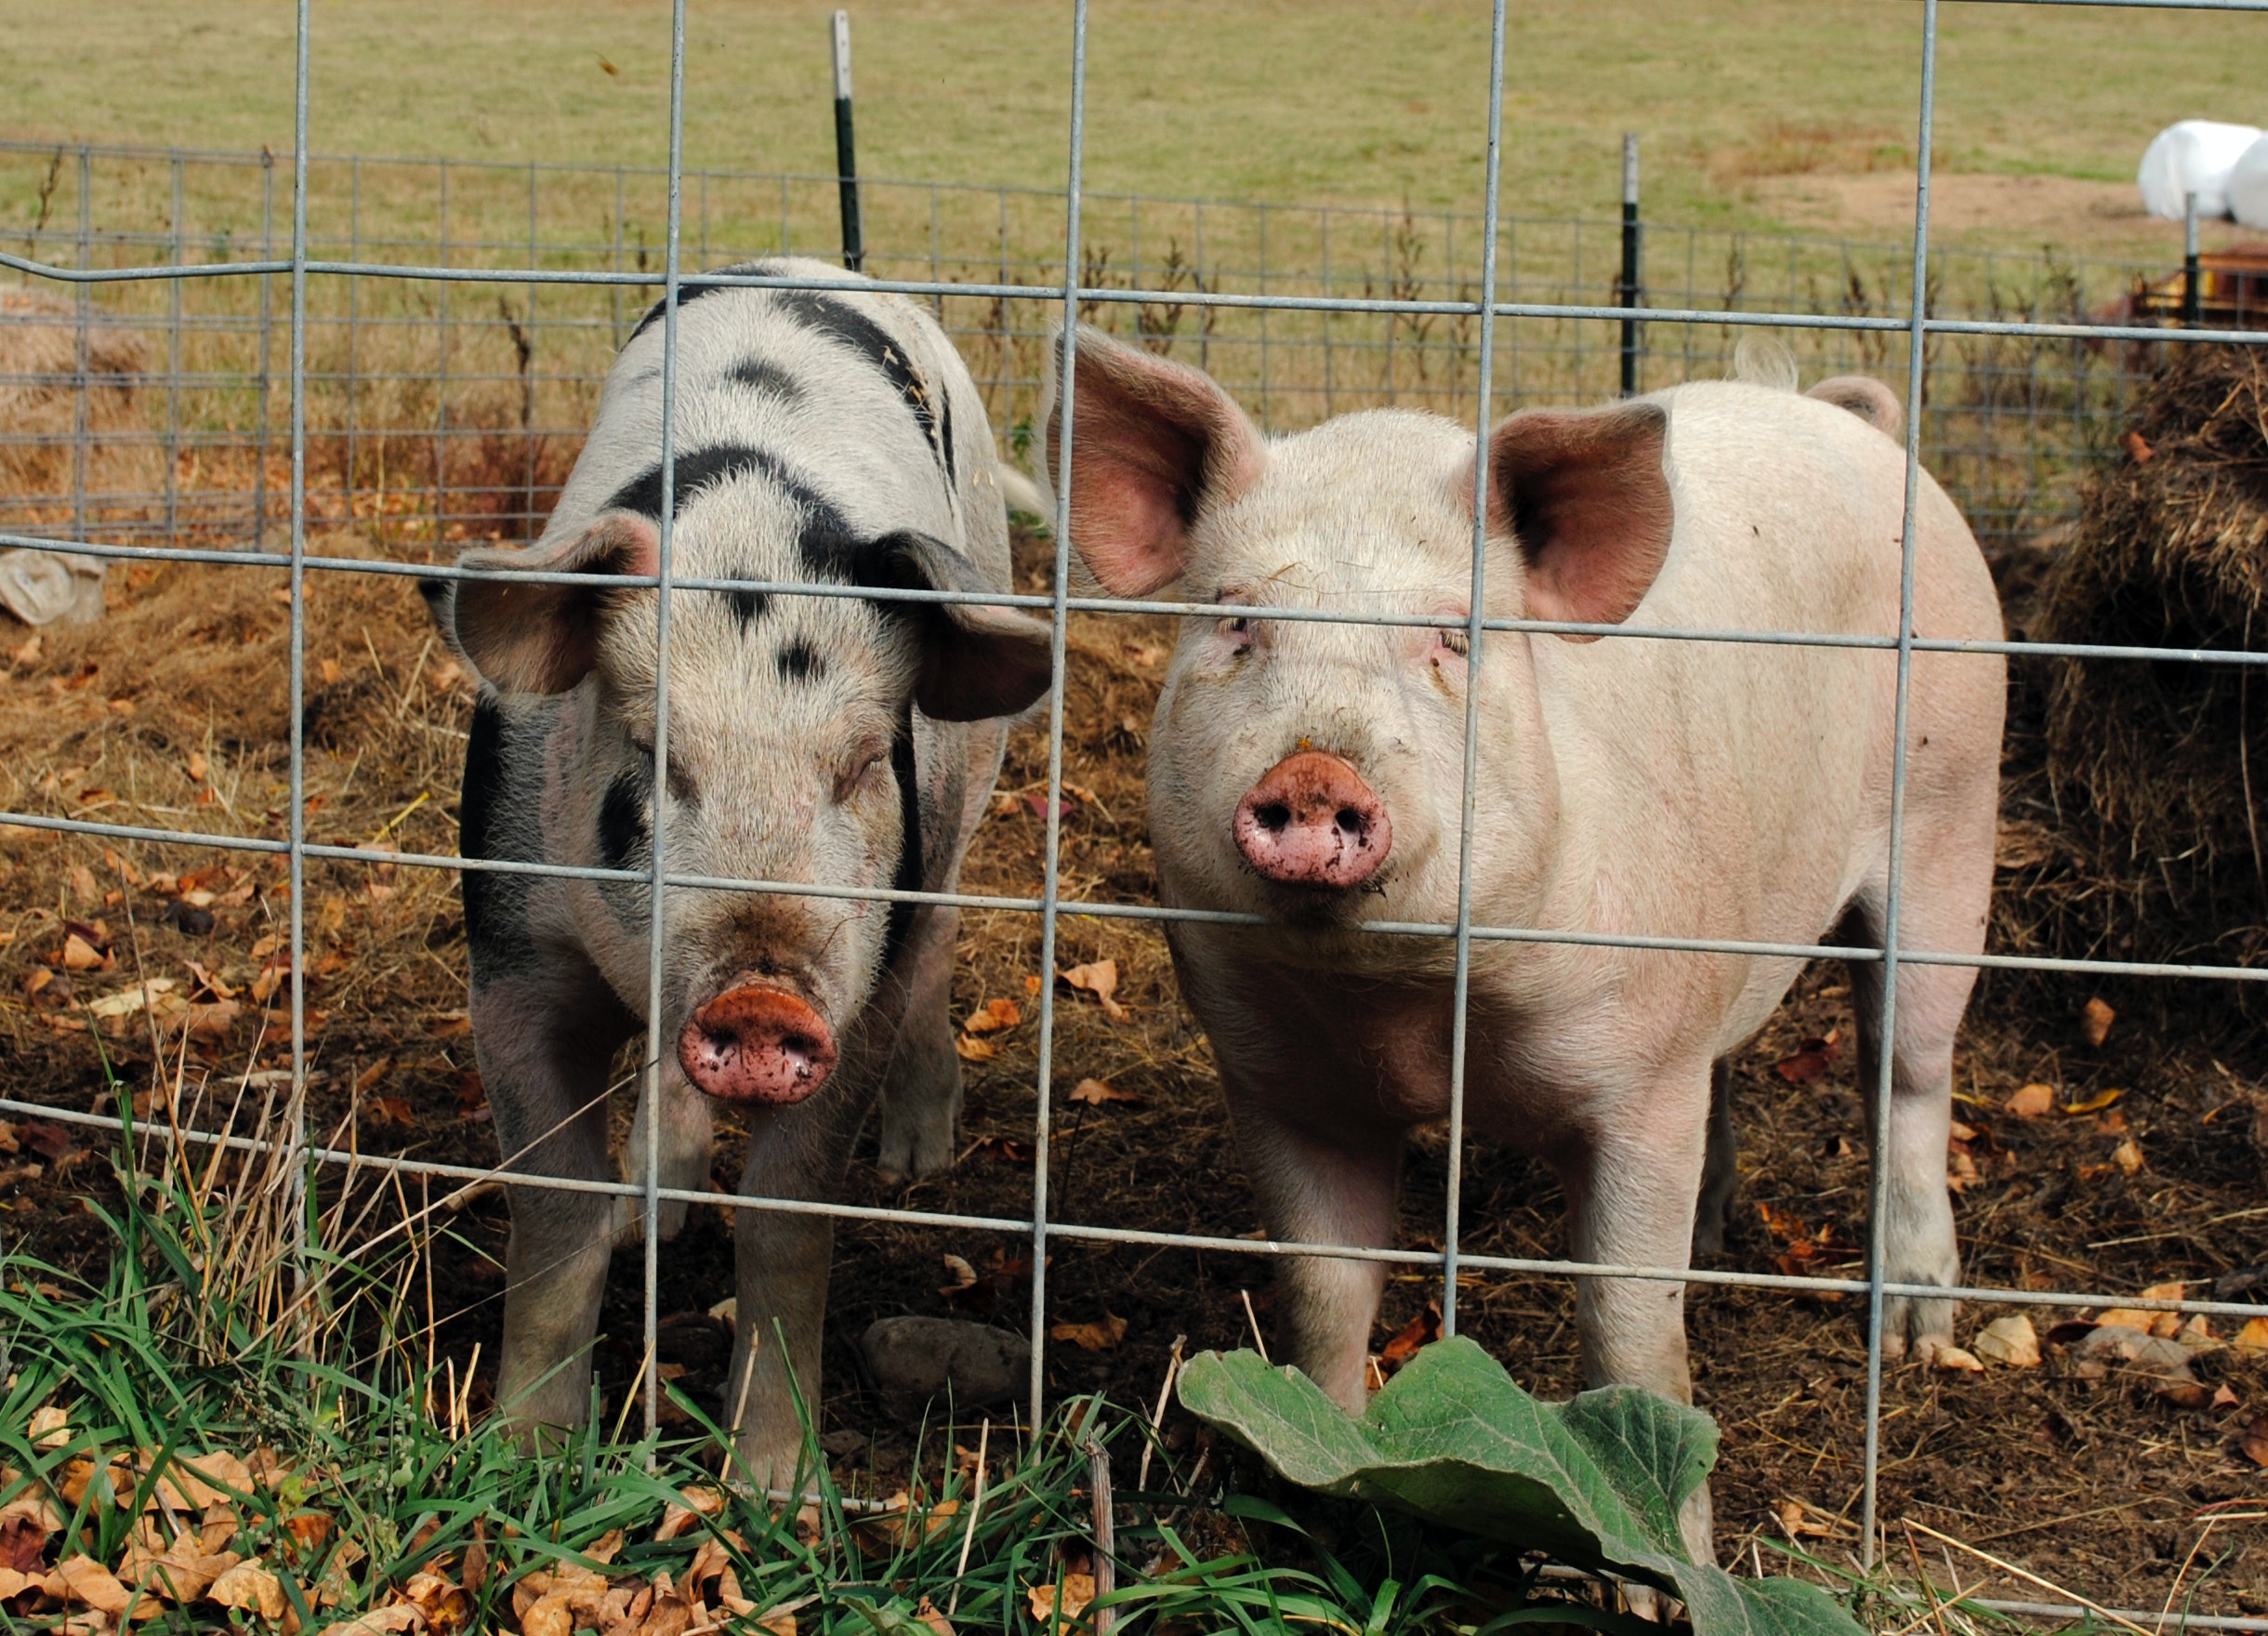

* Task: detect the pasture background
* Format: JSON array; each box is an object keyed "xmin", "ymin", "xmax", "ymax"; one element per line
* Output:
[{"xmin": 2, "ymin": 0, "xmax": 2266, "ymax": 257}]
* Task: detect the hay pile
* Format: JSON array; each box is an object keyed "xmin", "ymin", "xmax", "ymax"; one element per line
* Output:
[{"xmin": 1994, "ymin": 343, "xmax": 2268, "ymax": 998}]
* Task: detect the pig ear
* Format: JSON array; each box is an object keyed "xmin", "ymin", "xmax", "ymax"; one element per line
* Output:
[
  {"xmin": 1805, "ymin": 375, "xmax": 1903, "ymax": 439},
  {"xmin": 862, "ymin": 529, "xmax": 1054, "ymax": 721},
  {"xmin": 450, "ymin": 511, "xmax": 660, "ymax": 693},
  {"xmin": 1042, "ymin": 323, "xmax": 1266, "ymax": 597},
  {"xmin": 1486, "ymin": 402, "xmax": 1673, "ymax": 640}
]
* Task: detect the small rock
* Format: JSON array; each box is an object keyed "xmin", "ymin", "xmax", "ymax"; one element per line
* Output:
[
  {"xmin": 862, "ymin": 1316, "xmax": 1029, "ymax": 1413},
  {"xmin": 1971, "ymin": 1315, "xmax": 2041, "ymax": 1367}
]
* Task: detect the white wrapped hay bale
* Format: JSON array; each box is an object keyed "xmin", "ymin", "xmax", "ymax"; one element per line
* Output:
[
  {"xmin": 2229, "ymin": 133, "xmax": 2268, "ymax": 229},
  {"xmin": 2137, "ymin": 120, "xmax": 2261, "ymax": 220}
]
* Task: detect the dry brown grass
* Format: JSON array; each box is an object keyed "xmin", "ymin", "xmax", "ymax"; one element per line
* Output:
[{"xmin": 6, "ymin": 520, "xmax": 2268, "ymax": 1612}]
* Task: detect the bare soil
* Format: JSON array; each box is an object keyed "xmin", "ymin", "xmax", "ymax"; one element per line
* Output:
[{"xmin": 3, "ymin": 524, "xmax": 2267, "ymax": 1616}]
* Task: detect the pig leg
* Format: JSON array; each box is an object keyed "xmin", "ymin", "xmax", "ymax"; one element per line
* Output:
[
  {"xmin": 1560, "ymin": 1074, "xmax": 1714, "ymax": 1561},
  {"xmin": 1691, "ymin": 1059, "xmax": 1739, "ymax": 1258},
  {"xmin": 725, "ymin": 1037, "xmax": 886, "ymax": 1492},
  {"xmin": 875, "ymin": 904, "xmax": 962, "ymax": 1184},
  {"xmin": 1845, "ymin": 899, "xmax": 1976, "ymax": 1362},
  {"xmin": 477, "ymin": 960, "xmax": 638, "ymax": 1441},
  {"xmin": 621, "ymin": 1057, "xmax": 715, "ymax": 1243},
  {"xmin": 1232, "ymin": 1094, "xmax": 1404, "ymax": 1415}
]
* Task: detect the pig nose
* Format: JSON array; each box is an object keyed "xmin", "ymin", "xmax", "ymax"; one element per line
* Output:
[
  {"xmin": 678, "ymin": 983, "xmax": 838, "ymax": 1103},
  {"xmin": 1233, "ymin": 750, "xmax": 1391, "ymax": 889}
]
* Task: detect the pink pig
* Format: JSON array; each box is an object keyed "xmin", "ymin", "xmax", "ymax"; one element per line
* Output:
[{"xmin": 1046, "ymin": 328, "xmax": 2004, "ymax": 1554}]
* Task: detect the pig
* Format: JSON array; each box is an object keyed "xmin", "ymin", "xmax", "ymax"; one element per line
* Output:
[
  {"xmin": 428, "ymin": 258, "xmax": 1052, "ymax": 1486},
  {"xmin": 1045, "ymin": 325, "xmax": 2004, "ymax": 1556}
]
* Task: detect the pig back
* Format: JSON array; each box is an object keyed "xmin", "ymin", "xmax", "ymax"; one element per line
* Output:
[{"xmin": 1523, "ymin": 380, "xmax": 2003, "ymax": 1026}]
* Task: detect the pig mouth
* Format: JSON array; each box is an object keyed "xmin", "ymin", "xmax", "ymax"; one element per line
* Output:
[{"xmin": 677, "ymin": 979, "xmax": 838, "ymax": 1103}]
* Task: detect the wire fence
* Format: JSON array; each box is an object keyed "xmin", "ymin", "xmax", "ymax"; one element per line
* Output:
[
  {"xmin": 6, "ymin": 0, "xmax": 2268, "ymax": 1627},
  {"xmin": 0, "ymin": 134, "xmax": 2203, "ymax": 567}
]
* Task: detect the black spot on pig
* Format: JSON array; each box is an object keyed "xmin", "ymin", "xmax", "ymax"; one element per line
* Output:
[{"xmin": 598, "ymin": 760, "xmax": 653, "ymax": 873}]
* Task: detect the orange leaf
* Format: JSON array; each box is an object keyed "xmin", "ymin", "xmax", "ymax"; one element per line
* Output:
[
  {"xmin": 1049, "ymin": 1313, "xmax": 1127, "ymax": 1352},
  {"xmin": 1029, "ymin": 1573, "xmax": 1097, "ymax": 1622},
  {"xmin": 962, "ymin": 997, "xmax": 1022, "ymax": 1036},
  {"xmin": 1772, "ymin": 1033, "xmax": 1840, "ymax": 1085},
  {"xmin": 1061, "ymin": 960, "xmax": 1127, "ymax": 1022},
  {"xmin": 2063, "ymin": 1087, "xmax": 2125, "ymax": 1115},
  {"xmin": 955, "ymin": 1036, "xmax": 999, "ymax": 1062},
  {"xmin": 1069, "ymin": 1077, "xmax": 1144, "ymax": 1107},
  {"xmin": 2004, "ymin": 1083, "xmax": 2055, "ymax": 1118},
  {"xmin": 2079, "ymin": 996, "xmax": 2115, "ymax": 1048},
  {"xmin": 1379, "ymin": 1301, "xmax": 1442, "ymax": 1373}
]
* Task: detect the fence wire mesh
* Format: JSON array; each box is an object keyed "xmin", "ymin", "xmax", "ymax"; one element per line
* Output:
[{"xmin": 6, "ymin": 0, "xmax": 2268, "ymax": 1625}]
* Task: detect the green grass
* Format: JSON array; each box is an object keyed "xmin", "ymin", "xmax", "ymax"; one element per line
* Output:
[
  {"xmin": 1, "ymin": 0, "xmax": 2261, "ymax": 245},
  {"xmin": 0, "ymin": 1116, "xmax": 1684, "ymax": 1635}
]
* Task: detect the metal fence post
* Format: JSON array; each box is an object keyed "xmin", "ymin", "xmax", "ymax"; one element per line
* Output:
[
  {"xmin": 72, "ymin": 146, "xmax": 91, "ymax": 558},
  {"xmin": 1619, "ymin": 133, "xmax": 1642, "ymax": 396},
  {"xmin": 2184, "ymin": 189, "xmax": 2203, "ymax": 327},
  {"xmin": 255, "ymin": 148, "xmax": 274, "ymax": 551},
  {"xmin": 832, "ymin": 10, "xmax": 864, "ymax": 273},
  {"xmin": 165, "ymin": 155, "xmax": 183, "ymax": 546}
]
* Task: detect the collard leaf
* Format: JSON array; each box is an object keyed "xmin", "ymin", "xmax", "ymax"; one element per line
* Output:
[{"xmin": 1178, "ymin": 1337, "xmax": 1862, "ymax": 1636}]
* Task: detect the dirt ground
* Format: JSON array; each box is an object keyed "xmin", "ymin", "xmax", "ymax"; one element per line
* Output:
[{"xmin": 4, "ymin": 522, "xmax": 2268, "ymax": 1618}]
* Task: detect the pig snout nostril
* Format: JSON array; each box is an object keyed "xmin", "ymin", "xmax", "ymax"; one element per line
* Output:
[
  {"xmin": 678, "ymin": 983, "xmax": 838, "ymax": 1104},
  {"xmin": 1232, "ymin": 750, "xmax": 1393, "ymax": 891}
]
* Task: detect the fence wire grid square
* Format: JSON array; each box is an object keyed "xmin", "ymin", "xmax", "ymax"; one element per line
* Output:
[{"xmin": 7, "ymin": 1, "xmax": 2268, "ymax": 1625}]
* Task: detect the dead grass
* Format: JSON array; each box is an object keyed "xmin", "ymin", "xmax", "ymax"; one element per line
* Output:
[{"xmin": 5, "ymin": 521, "xmax": 2268, "ymax": 1614}]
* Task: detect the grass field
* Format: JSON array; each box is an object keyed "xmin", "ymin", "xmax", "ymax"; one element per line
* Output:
[{"xmin": 3, "ymin": 0, "xmax": 2265, "ymax": 253}]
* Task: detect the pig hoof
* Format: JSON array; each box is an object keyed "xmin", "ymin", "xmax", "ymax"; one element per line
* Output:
[{"xmin": 1879, "ymin": 1292, "xmax": 1957, "ymax": 1365}]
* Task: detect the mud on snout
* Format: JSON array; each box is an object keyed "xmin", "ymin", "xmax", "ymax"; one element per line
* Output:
[{"xmin": 666, "ymin": 897, "xmax": 859, "ymax": 1105}]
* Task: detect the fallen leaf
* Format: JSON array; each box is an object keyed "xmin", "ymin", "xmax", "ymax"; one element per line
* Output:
[
  {"xmin": 954, "ymin": 1036, "xmax": 999, "ymax": 1062},
  {"xmin": 653, "ymin": 1484, "xmax": 725, "ymax": 1543},
  {"xmin": 1023, "ymin": 975, "xmax": 1042, "ymax": 996},
  {"xmin": 968, "ymin": 1136, "xmax": 1034, "ymax": 1166},
  {"xmin": 2080, "ymin": 996, "xmax": 2116, "ymax": 1048},
  {"xmin": 1971, "ymin": 1314, "xmax": 2041, "ymax": 1367},
  {"xmin": 962, "ymin": 998, "xmax": 1022, "ymax": 1036},
  {"xmin": 1061, "ymin": 959, "xmax": 1127, "ymax": 1022},
  {"xmin": 0, "ymin": 1516, "xmax": 44, "ymax": 1576},
  {"xmin": 2111, "ymin": 1136, "xmax": 2144, "ymax": 1174},
  {"xmin": 2243, "ymin": 1416, "xmax": 2268, "ymax": 1467},
  {"xmin": 1379, "ymin": 1301, "xmax": 1442, "ymax": 1373},
  {"xmin": 49, "ymin": 1554, "xmax": 130, "ymax": 1614},
  {"xmin": 366, "ymin": 1097, "xmax": 415, "ymax": 1131},
  {"xmin": 939, "ymin": 1255, "xmax": 979, "ymax": 1298},
  {"xmin": 1029, "ymin": 1574, "xmax": 1097, "ymax": 1623},
  {"xmin": 1935, "ymin": 1345, "xmax": 1984, "ymax": 1372},
  {"xmin": 1068, "ymin": 1077, "xmax": 1143, "ymax": 1107},
  {"xmin": 0, "ymin": 1568, "xmax": 32, "ymax": 1601},
  {"xmin": 85, "ymin": 977, "xmax": 178, "ymax": 1020},
  {"xmin": 29, "ymin": 1405, "xmax": 71, "ymax": 1448},
  {"xmin": 186, "ymin": 750, "xmax": 209, "ymax": 783},
  {"xmin": 2064, "ymin": 1087, "xmax": 2125, "ymax": 1115},
  {"xmin": 60, "ymin": 934, "xmax": 103, "ymax": 972},
  {"xmin": 205, "ymin": 1561, "xmax": 286, "ymax": 1619},
  {"xmin": 2234, "ymin": 1316, "xmax": 2268, "ymax": 1352},
  {"xmin": 2005, "ymin": 1083, "xmax": 2056, "ymax": 1118},
  {"xmin": 2216, "ymin": 1383, "xmax": 2243, "ymax": 1409},
  {"xmin": 914, "ymin": 1596, "xmax": 954, "ymax": 1636},
  {"xmin": 1049, "ymin": 1313, "xmax": 1127, "ymax": 1352},
  {"xmin": 315, "ymin": 1606, "xmax": 422, "ymax": 1636},
  {"xmin": 1773, "ymin": 1032, "xmax": 1841, "ymax": 1084},
  {"xmin": 2122, "ymin": 429, "xmax": 2156, "ymax": 464}
]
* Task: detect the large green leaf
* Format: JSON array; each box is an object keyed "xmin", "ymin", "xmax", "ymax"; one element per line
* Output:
[{"xmin": 1178, "ymin": 1338, "xmax": 1860, "ymax": 1636}]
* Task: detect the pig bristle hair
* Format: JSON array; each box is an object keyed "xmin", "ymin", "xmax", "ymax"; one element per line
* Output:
[{"xmin": 1732, "ymin": 333, "xmax": 1800, "ymax": 394}]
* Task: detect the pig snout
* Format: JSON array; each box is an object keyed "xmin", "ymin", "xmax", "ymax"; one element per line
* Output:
[
  {"xmin": 678, "ymin": 983, "xmax": 838, "ymax": 1103},
  {"xmin": 1233, "ymin": 750, "xmax": 1391, "ymax": 889}
]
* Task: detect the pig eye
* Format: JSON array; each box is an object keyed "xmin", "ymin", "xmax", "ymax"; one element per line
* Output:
[
  {"xmin": 1437, "ymin": 628, "xmax": 1470, "ymax": 658},
  {"xmin": 629, "ymin": 736, "xmax": 698, "ymax": 804},
  {"xmin": 834, "ymin": 743, "xmax": 891, "ymax": 804}
]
